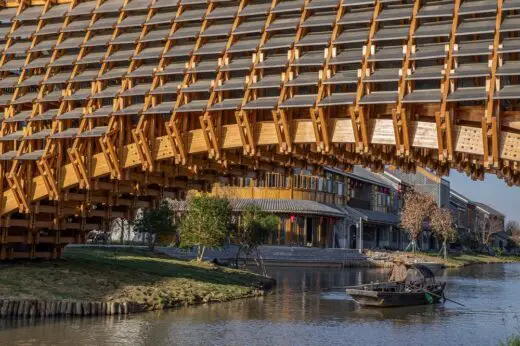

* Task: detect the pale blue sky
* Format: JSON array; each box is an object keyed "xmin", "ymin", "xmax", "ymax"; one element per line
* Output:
[{"xmin": 447, "ymin": 170, "xmax": 520, "ymax": 223}]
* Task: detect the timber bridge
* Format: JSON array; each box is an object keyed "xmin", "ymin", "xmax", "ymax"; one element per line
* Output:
[{"xmin": 0, "ymin": 0, "xmax": 519, "ymax": 259}]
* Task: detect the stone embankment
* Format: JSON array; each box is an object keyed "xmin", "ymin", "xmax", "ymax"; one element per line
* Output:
[
  {"xmin": 0, "ymin": 286, "xmax": 273, "ymax": 319},
  {"xmin": 0, "ymin": 300, "xmax": 134, "ymax": 318}
]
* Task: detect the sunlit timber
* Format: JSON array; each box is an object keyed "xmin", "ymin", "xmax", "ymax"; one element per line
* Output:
[{"xmin": 0, "ymin": 0, "xmax": 519, "ymax": 258}]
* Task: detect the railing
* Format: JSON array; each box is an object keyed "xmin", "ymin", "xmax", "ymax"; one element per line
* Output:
[
  {"xmin": 212, "ymin": 185, "xmax": 348, "ymax": 205},
  {"xmin": 348, "ymin": 198, "xmax": 371, "ymax": 210}
]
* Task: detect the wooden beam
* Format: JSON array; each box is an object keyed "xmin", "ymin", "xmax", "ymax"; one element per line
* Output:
[
  {"xmin": 236, "ymin": 0, "xmax": 280, "ymax": 155},
  {"xmin": 132, "ymin": 4, "xmax": 186, "ymax": 171},
  {"xmin": 200, "ymin": 0, "xmax": 248, "ymax": 159},
  {"xmin": 437, "ymin": 0, "xmax": 462, "ymax": 161},
  {"xmin": 312, "ymin": 0, "xmax": 346, "ymax": 153},
  {"xmin": 394, "ymin": 0, "xmax": 421, "ymax": 156},
  {"xmin": 483, "ymin": 0, "xmax": 503, "ymax": 168},
  {"xmin": 351, "ymin": 0, "xmax": 382, "ymax": 152},
  {"xmin": 168, "ymin": 3, "xmax": 216, "ymax": 164}
]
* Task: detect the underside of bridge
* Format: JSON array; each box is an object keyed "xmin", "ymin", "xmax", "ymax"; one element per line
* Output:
[{"xmin": 0, "ymin": 0, "xmax": 519, "ymax": 259}]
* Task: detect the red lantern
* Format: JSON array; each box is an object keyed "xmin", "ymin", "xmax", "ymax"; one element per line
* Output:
[{"xmin": 290, "ymin": 214, "xmax": 296, "ymax": 223}]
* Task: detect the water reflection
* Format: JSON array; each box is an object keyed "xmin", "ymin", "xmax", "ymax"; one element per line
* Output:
[{"xmin": 0, "ymin": 264, "xmax": 519, "ymax": 346}]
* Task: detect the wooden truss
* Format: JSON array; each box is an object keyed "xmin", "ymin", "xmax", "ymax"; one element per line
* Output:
[{"xmin": 0, "ymin": 0, "xmax": 517, "ymax": 258}]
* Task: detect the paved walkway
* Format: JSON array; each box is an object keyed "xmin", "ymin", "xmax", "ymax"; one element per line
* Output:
[
  {"xmin": 156, "ymin": 245, "xmax": 368, "ymax": 267},
  {"xmin": 69, "ymin": 244, "xmax": 368, "ymax": 267}
]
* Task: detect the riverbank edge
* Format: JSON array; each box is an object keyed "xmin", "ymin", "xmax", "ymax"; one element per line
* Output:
[
  {"xmin": 205, "ymin": 253, "xmax": 520, "ymax": 269},
  {"xmin": 0, "ymin": 282, "xmax": 274, "ymax": 319},
  {"xmin": 366, "ymin": 250, "xmax": 520, "ymax": 268},
  {"xmin": 0, "ymin": 248, "xmax": 276, "ymax": 319}
]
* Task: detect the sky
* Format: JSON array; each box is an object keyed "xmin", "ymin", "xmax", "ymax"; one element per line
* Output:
[{"xmin": 447, "ymin": 170, "xmax": 520, "ymax": 223}]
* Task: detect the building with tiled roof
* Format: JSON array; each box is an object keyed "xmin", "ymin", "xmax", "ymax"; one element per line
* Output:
[
  {"xmin": 201, "ymin": 165, "xmax": 410, "ymax": 251},
  {"xmin": 449, "ymin": 190, "xmax": 507, "ymax": 250}
]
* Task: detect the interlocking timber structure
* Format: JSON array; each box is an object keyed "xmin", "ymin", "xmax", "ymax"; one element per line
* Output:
[{"xmin": 0, "ymin": 0, "xmax": 520, "ymax": 259}]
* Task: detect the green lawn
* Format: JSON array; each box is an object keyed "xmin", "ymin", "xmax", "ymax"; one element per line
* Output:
[{"xmin": 0, "ymin": 247, "xmax": 274, "ymax": 311}]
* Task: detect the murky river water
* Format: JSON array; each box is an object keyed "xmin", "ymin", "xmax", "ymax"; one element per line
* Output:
[{"xmin": 0, "ymin": 264, "xmax": 519, "ymax": 346}]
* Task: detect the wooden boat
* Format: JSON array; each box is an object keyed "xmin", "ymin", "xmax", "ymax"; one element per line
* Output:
[{"xmin": 346, "ymin": 264, "xmax": 446, "ymax": 307}]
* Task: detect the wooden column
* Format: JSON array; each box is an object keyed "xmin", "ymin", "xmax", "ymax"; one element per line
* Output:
[
  {"xmin": 358, "ymin": 219, "xmax": 364, "ymax": 253},
  {"xmin": 303, "ymin": 216, "xmax": 307, "ymax": 246},
  {"xmin": 317, "ymin": 218, "xmax": 321, "ymax": 247},
  {"xmin": 287, "ymin": 218, "xmax": 292, "ymax": 245}
]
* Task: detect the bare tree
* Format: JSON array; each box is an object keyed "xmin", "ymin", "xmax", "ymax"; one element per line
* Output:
[
  {"xmin": 111, "ymin": 218, "xmax": 130, "ymax": 245},
  {"xmin": 475, "ymin": 214, "xmax": 503, "ymax": 253},
  {"xmin": 430, "ymin": 207, "xmax": 457, "ymax": 260},
  {"xmin": 400, "ymin": 190, "xmax": 436, "ymax": 253},
  {"xmin": 234, "ymin": 205, "xmax": 278, "ymax": 276},
  {"xmin": 506, "ymin": 220, "xmax": 520, "ymax": 236},
  {"xmin": 506, "ymin": 221, "xmax": 520, "ymax": 247}
]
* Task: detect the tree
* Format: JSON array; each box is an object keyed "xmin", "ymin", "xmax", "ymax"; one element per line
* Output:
[
  {"xmin": 235, "ymin": 205, "xmax": 278, "ymax": 276},
  {"xmin": 111, "ymin": 218, "xmax": 130, "ymax": 245},
  {"xmin": 506, "ymin": 221, "xmax": 520, "ymax": 247},
  {"xmin": 475, "ymin": 214, "xmax": 503, "ymax": 253},
  {"xmin": 400, "ymin": 190, "xmax": 436, "ymax": 253},
  {"xmin": 179, "ymin": 195, "xmax": 232, "ymax": 261},
  {"xmin": 430, "ymin": 207, "xmax": 457, "ymax": 260},
  {"xmin": 506, "ymin": 221, "xmax": 520, "ymax": 236},
  {"xmin": 132, "ymin": 200, "xmax": 177, "ymax": 251}
]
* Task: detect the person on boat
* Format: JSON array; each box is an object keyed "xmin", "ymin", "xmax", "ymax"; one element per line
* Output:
[{"xmin": 388, "ymin": 258, "xmax": 408, "ymax": 283}]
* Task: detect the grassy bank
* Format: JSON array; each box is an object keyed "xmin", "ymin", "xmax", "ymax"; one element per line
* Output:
[
  {"xmin": 0, "ymin": 247, "xmax": 275, "ymax": 313},
  {"xmin": 377, "ymin": 250, "xmax": 520, "ymax": 268},
  {"xmin": 501, "ymin": 335, "xmax": 520, "ymax": 346}
]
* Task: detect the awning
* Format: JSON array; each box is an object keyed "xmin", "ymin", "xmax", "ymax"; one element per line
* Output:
[
  {"xmin": 169, "ymin": 198, "xmax": 346, "ymax": 218},
  {"xmin": 335, "ymin": 204, "xmax": 400, "ymax": 226}
]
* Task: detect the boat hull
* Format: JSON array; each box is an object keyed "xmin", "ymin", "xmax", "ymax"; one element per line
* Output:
[{"xmin": 346, "ymin": 284, "xmax": 445, "ymax": 307}]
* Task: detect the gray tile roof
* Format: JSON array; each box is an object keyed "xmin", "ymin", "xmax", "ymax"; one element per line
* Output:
[
  {"xmin": 450, "ymin": 189, "xmax": 471, "ymax": 203},
  {"xmin": 473, "ymin": 202, "xmax": 505, "ymax": 217},
  {"xmin": 325, "ymin": 165, "xmax": 393, "ymax": 188},
  {"xmin": 168, "ymin": 198, "xmax": 346, "ymax": 217},
  {"xmin": 334, "ymin": 203, "xmax": 399, "ymax": 225},
  {"xmin": 354, "ymin": 208, "xmax": 401, "ymax": 226},
  {"xmin": 350, "ymin": 166, "xmax": 393, "ymax": 187},
  {"xmin": 168, "ymin": 198, "xmax": 399, "ymax": 225}
]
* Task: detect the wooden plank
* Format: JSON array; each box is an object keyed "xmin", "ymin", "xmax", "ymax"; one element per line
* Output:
[
  {"xmin": 254, "ymin": 122, "xmax": 278, "ymax": 146},
  {"xmin": 499, "ymin": 131, "xmax": 520, "ymax": 161},
  {"xmin": 454, "ymin": 125, "xmax": 484, "ymax": 155},
  {"xmin": 330, "ymin": 119, "xmax": 355, "ymax": 143},
  {"xmin": 221, "ymin": 125, "xmax": 243, "ymax": 149},
  {"xmin": 411, "ymin": 122, "xmax": 438, "ymax": 149},
  {"xmin": 292, "ymin": 120, "xmax": 316, "ymax": 144},
  {"xmin": 187, "ymin": 129, "xmax": 209, "ymax": 154},
  {"xmin": 370, "ymin": 119, "xmax": 396, "ymax": 145}
]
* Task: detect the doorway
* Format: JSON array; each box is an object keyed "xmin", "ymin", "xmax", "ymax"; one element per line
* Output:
[
  {"xmin": 306, "ymin": 217, "xmax": 313, "ymax": 246},
  {"xmin": 349, "ymin": 225, "xmax": 357, "ymax": 249}
]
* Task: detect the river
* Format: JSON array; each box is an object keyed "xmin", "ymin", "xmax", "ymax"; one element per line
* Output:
[{"xmin": 0, "ymin": 264, "xmax": 519, "ymax": 346}]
